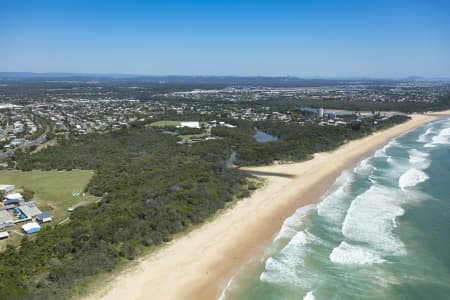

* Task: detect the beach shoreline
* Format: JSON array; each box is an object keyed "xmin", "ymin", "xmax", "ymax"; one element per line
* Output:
[{"xmin": 85, "ymin": 113, "xmax": 437, "ymax": 300}]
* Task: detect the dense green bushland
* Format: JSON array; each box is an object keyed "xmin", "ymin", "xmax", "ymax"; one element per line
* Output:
[
  {"xmin": 1, "ymin": 129, "xmax": 248, "ymax": 299},
  {"xmin": 0, "ymin": 114, "xmax": 409, "ymax": 299},
  {"xmin": 213, "ymin": 115, "xmax": 410, "ymax": 165}
]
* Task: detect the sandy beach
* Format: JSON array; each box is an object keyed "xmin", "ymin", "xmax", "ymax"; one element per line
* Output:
[
  {"xmin": 86, "ymin": 113, "xmax": 436, "ymax": 300},
  {"xmin": 427, "ymin": 109, "xmax": 450, "ymax": 116}
]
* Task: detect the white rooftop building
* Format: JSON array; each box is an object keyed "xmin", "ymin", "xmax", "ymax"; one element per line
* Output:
[
  {"xmin": 22, "ymin": 222, "xmax": 40, "ymax": 234},
  {"xmin": 0, "ymin": 185, "xmax": 14, "ymax": 194},
  {"xmin": 0, "ymin": 231, "xmax": 9, "ymax": 239},
  {"xmin": 178, "ymin": 122, "xmax": 200, "ymax": 129},
  {"xmin": 6, "ymin": 192, "xmax": 23, "ymax": 200}
]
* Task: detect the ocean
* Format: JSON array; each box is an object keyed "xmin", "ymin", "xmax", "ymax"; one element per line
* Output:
[{"xmin": 220, "ymin": 118, "xmax": 450, "ymax": 300}]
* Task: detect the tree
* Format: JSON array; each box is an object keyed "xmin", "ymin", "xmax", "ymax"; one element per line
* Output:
[{"xmin": 22, "ymin": 187, "xmax": 35, "ymax": 201}]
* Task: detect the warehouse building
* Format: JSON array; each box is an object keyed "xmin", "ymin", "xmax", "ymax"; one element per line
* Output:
[
  {"xmin": 0, "ymin": 210, "xmax": 14, "ymax": 229},
  {"xmin": 22, "ymin": 222, "xmax": 40, "ymax": 234},
  {"xmin": 0, "ymin": 231, "xmax": 9, "ymax": 240},
  {"xmin": 36, "ymin": 213, "xmax": 52, "ymax": 223},
  {"xmin": 0, "ymin": 185, "xmax": 15, "ymax": 194},
  {"xmin": 18, "ymin": 202, "xmax": 42, "ymax": 219},
  {"xmin": 5, "ymin": 192, "xmax": 23, "ymax": 201},
  {"xmin": 3, "ymin": 198, "xmax": 22, "ymax": 206}
]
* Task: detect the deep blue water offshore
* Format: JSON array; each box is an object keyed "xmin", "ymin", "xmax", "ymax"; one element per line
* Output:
[{"xmin": 221, "ymin": 118, "xmax": 450, "ymax": 300}]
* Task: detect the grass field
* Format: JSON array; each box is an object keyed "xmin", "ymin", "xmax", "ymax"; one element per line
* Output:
[
  {"xmin": 149, "ymin": 120, "xmax": 181, "ymax": 127},
  {"xmin": 0, "ymin": 169, "xmax": 98, "ymax": 221},
  {"xmin": 178, "ymin": 133, "xmax": 209, "ymax": 140}
]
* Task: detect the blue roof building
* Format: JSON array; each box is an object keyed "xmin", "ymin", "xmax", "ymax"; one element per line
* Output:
[
  {"xmin": 22, "ymin": 222, "xmax": 40, "ymax": 234},
  {"xmin": 36, "ymin": 213, "xmax": 52, "ymax": 223},
  {"xmin": 4, "ymin": 199, "xmax": 20, "ymax": 206}
]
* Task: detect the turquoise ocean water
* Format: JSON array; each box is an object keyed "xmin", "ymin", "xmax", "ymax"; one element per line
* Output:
[{"xmin": 220, "ymin": 118, "xmax": 450, "ymax": 300}]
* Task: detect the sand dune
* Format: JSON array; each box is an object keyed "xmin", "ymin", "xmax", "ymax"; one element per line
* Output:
[{"xmin": 85, "ymin": 113, "xmax": 436, "ymax": 300}]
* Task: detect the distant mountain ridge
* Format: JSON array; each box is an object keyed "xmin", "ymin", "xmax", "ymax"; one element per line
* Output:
[
  {"xmin": 0, "ymin": 72, "xmax": 447, "ymax": 86},
  {"xmin": 0, "ymin": 72, "xmax": 408, "ymax": 85}
]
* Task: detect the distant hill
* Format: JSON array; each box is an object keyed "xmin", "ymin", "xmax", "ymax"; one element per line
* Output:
[
  {"xmin": 406, "ymin": 75, "xmax": 425, "ymax": 81},
  {"xmin": 0, "ymin": 72, "xmax": 403, "ymax": 87}
]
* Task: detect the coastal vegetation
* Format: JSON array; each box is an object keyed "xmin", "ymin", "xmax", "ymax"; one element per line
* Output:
[
  {"xmin": 0, "ymin": 128, "xmax": 249, "ymax": 299},
  {"xmin": 0, "ymin": 114, "xmax": 409, "ymax": 299},
  {"xmin": 213, "ymin": 115, "xmax": 409, "ymax": 165}
]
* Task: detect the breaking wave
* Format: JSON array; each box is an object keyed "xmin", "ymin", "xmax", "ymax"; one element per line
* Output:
[
  {"xmin": 303, "ymin": 291, "xmax": 316, "ymax": 300},
  {"xmin": 220, "ymin": 119, "xmax": 449, "ymax": 300},
  {"xmin": 417, "ymin": 127, "xmax": 433, "ymax": 143},
  {"xmin": 373, "ymin": 139, "xmax": 398, "ymax": 158},
  {"xmin": 399, "ymin": 168, "xmax": 429, "ymax": 190},
  {"xmin": 330, "ymin": 241, "xmax": 385, "ymax": 265},
  {"xmin": 340, "ymin": 185, "xmax": 406, "ymax": 256},
  {"xmin": 274, "ymin": 204, "xmax": 316, "ymax": 242},
  {"xmin": 260, "ymin": 230, "xmax": 322, "ymax": 287},
  {"xmin": 425, "ymin": 127, "xmax": 450, "ymax": 148},
  {"xmin": 408, "ymin": 149, "xmax": 430, "ymax": 170},
  {"xmin": 317, "ymin": 181, "xmax": 352, "ymax": 225}
]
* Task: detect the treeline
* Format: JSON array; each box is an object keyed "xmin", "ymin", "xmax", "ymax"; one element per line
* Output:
[
  {"xmin": 1, "ymin": 128, "xmax": 250, "ymax": 299},
  {"xmin": 297, "ymin": 98, "xmax": 450, "ymax": 113},
  {"xmin": 215, "ymin": 95, "xmax": 450, "ymax": 114},
  {"xmin": 213, "ymin": 115, "xmax": 410, "ymax": 165},
  {"xmin": 1, "ymin": 114, "xmax": 409, "ymax": 299}
]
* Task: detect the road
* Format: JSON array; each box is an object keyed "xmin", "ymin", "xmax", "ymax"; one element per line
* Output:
[{"xmin": 0, "ymin": 127, "xmax": 48, "ymax": 158}]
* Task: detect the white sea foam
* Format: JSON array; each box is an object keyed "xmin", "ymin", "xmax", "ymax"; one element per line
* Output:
[
  {"xmin": 392, "ymin": 218, "xmax": 397, "ymax": 228},
  {"xmin": 373, "ymin": 140, "xmax": 395, "ymax": 157},
  {"xmin": 385, "ymin": 156, "xmax": 402, "ymax": 170},
  {"xmin": 373, "ymin": 139, "xmax": 401, "ymax": 168},
  {"xmin": 260, "ymin": 230, "xmax": 321, "ymax": 287},
  {"xmin": 373, "ymin": 148, "xmax": 386, "ymax": 157},
  {"xmin": 399, "ymin": 168, "xmax": 429, "ymax": 190},
  {"xmin": 260, "ymin": 231, "xmax": 309, "ymax": 287},
  {"xmin": 341, "ymin": 185, "xmax": 406, "ymax": 256},
  {"xmin": 408, "ymin": 149, "xmax": 430, "ymax": 170},
  {"xmin": 383, "ymin": 140, "xmax": 396, "ymax": 152},
  {"xmin": 382, "ymin": 139, "xmax": 401, "ymax": 154},
  {"xmin": 425, "ymin": 127, "xmax": 450, "ymax": 147},
  {"xmin": 354, "ymin": 158, "xmax": 374, "ymax": 175},
  {"xmin": 303, "ymin": 291, "xmax": 316, "ymax": 300},
  {"xmin": 317, "ymin": 171, "xmax": 354, "ymax": 224},
  {"xmin": 381, "ymin": 154, "xmax": 411, "ymax": 180},
  {"xmin": 273, "ymin": 204, "xmax": 316, "ymax": 242},
  {"xmin": 417, "ymin": 127, "xmax": 433, "ymax": 143},
  {"xmin": 330, "ymin": 241, "xmax": 385, "ymax": 265},
  {"xmin": 217, "ymin": 276, "xmax": 235, "ymax": 300},
  {"xmin": 432, "ymin": 128, "xmax": 450, "ymax": 144},
  {"xmin": 260, "ymin": 257, "xmax": 303, "ymax": 287},
  {"xmin": 317, "ymin": 185, "xmax": 350, "ymax": 225}
]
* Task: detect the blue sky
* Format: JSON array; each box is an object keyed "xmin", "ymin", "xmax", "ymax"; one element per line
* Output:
[{"xmin": 1, "ymin": 0, "xmax": 449, "ymax": 77}]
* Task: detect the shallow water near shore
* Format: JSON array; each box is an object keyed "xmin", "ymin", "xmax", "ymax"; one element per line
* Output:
[{"xmin": 220, "ymin": 118, "xmax": 450, "ymax": 300}]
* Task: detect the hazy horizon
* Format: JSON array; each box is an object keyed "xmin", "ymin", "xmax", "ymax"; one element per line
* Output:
[{"xmin": 1, "ymin": 71, "xmax": 448, "ymax": 81}]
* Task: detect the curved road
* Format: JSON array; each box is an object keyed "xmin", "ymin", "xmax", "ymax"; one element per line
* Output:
[{"xmin": 0, "ymin": 127, "xmax": 48, "ymax": 158}]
